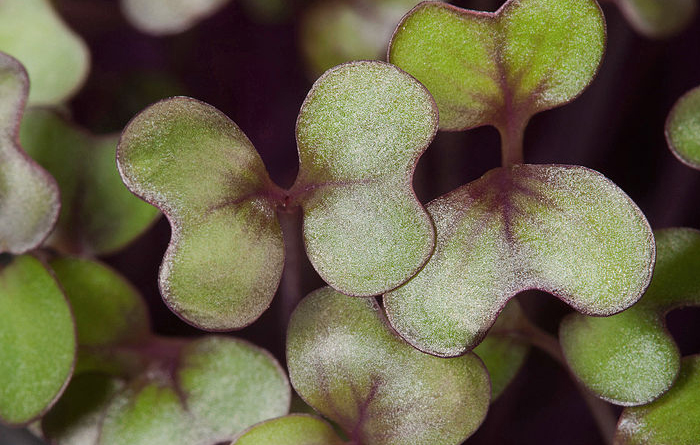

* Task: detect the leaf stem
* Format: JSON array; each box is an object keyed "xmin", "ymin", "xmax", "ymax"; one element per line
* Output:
[
  {"xmin": 508, "ymin": 316, "xmax": 618, "ymax": 445},
  {"xmin": 498, "ymin": 120, "xmax": 526, "ymax": 167},
  {"xmin": 277, "ymin": 207, "xmax": 305, "ymax": 336}
]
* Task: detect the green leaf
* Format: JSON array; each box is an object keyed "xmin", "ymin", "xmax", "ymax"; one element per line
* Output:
[
  {"xmin": 232, "ymin": 414, "xmax": 345, "ymax": 445},
  {"xmin": 294, "ymin": 61, "xmax": 437, "ymax": 296},
  {"xmin": 615, "ymin": 355, "xmax": 700, "ymax": 445},
  {"xmin": 117, "ymin": 97, "xmax": 284, "ymax": 330},
  {"xmin": 287, "ymin": 287, "xmax": 490, "ymax": 445},
  {"xmin": 0, "ymin": 0, "xmax": 89, "ymax": 106},
  {"xmin": 99, "ymin": 336, "xmax": 290, "ymax": 445},
  {"xmin": 384, "ymin": 164, "xmax": 655, "ymax": 357},
  {"xmin": 473, "ymin": 300, "xmax": 529, "ymax": 400},
  {"xmin": 560, "ymin": 228, "xmax": 700, "ymax": 405},
  {"xmin": 20, "ymin": 108, "xmax": 160, "ymax": 255},
  {"xmin": 42, "ymin": 373, "xmax": 125, "ymax": 445},
  {"xmin": 0, "ymin": 54, "xmax": 60, "ymax": 254},
  {"xmin": 666, "ymin": 85, "xmax": 700, "ymax": 170},
  {"xmin": 0, "ymin": 255, "xmax": 75, "ymax": 425},
  {"xmin": 120, "ymin": 0, "xmax": 231, "ymax": 36},
  {"xmin": 614, "ymin": 0, "xmax": 697, "ymax": 38},
  {"xmin": 388, "ymin": 0, "xmax": 605, "ymax": 135},
  {"xmin": 300, "ymin": 0, "xmax": 441, "ymax": 76}
]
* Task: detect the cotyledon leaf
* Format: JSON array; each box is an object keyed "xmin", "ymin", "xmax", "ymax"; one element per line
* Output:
[
  {"xmin": 293, "ymin": 61, "xmax": 437, "ymax": 296},
  {"xmin": 117, "ymin": 97, "xmax": 285, "ymax": 330},
  {"xmin": 666, "ymin": 85, "xmax": 700, "ymax": 170},
  {"xmin": 388, "ymin": 0, "xmax": 605, "ymax": 148},
  {"xmin": 20, "ymin": 108, "xmax": 160, "ymax": 255},
  {"xmin": 98, "ymin": 336, "xmax": 291, "ymax": 445},
  {"xmin": 0, "ymin": 0, "xmax": 89, "ymax": 106},
  {"xmin": 232, "ymin": 414, "xmax": 345, "ymax": 445},
  {"xmin": 0, "ymin": 53, "xmax": 60, "ymax": 254},
  {"xmin": 611, "ymin": 0, "xmax": 697, "ymax": 38},
  {"xmin": 121, "ymin": 0, "xmax": 231, "ymax": 36},
  {"xmin": 384, "ymin": 164, "xmax": 655, "ymax": 357},
  {"xmin": 560, "ymin": 228, "xmax": 700, "ymax": 406},
  {"xmin": 615, "ymin": 355, "xmax": 700, "ymax": 445},
  {"xmin": 287, "ymin": 287, "xmax": 490, "ymax": 445},
  {"xmin": 0, "ymin": 255, "xmax": 76, "ymax": 425}
]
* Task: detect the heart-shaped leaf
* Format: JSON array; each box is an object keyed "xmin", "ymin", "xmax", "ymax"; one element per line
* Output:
[
  {"xmin": 666, "ymin": 85, "xmax": 700, "ymax": 170},
  {"xmin": 98, "ymin": 336, "xmax": 290, "ymax": 445},
  {"xmin": 117, "ymin": 97, "xmax": 285, "ymax": 330},
  {"xmin": 473, "ymin": 300, "xmax": 529, "ymax": 400},
  {"xmin": 0, "ymin": 0, "xmax": 89, "ymax": 106},
  {"xmin": 612, "ymin": 0, "xmax": 697, "ymax": 38},
  {"xmin": 0, "ymin": 53, "xmax": 60, "ymax": 254},
  {"xmin": 301, "ymin": 0, "xmax": 442, "ymax": 76},
  {"xmin": 560, "ymin": 228, "xmax": 700, "ymax": 406},
  {"xmin": 120, "ymin": 0, "xmax": 231, "ymax": 36},
  {"xmin": 615, "ymin": 355, "xmax": 700, "ymax": 445},
  {"xmin": 233, "ymin": 414, "xmax": 345, "ymax": 445},
  {"xmin": 293, "ymin": 61, "xmax": 437, "ymax": 296},
  {"xmin": 384, "ymin": 164, "xmax": 655, "ymax": 357},
  {"xmin": 20, "ymin": 109, "xmax": 160, "ymax": 255},
  {"xmin": 287, "ymin": 287, "xmax": 490, "ymax": 445},
  {"xmin": 388, "ymin": 0, "xmax": 605, "ymax": 162},
  {"xmin": 0, "ymin": 255, "xmax": 75, "ymax": 425}
]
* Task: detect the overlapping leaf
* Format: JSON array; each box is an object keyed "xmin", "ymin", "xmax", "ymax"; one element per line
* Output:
[
  {"xmin": 40, "ymin": 258, "xmax": 291, "ymax": 445},
  {"xmin": 20, "ymin": 109, "xmax": 160, "ymax": 256},
  {"xmin": 121, "ymin": 0, "xmax": 231, "ymax": 36},
  {"xmin": 612, "ymin": 0, "xmax": 697, "ymax": 38},
  {"xmin": 233, "ymin": 414, "xmax": 345, "ymax": 445},
  {"xmin": 0, "ymin": 255, "xmax": 75, "ymax": 425},
  {"xmin": 286, "ymin": 287, "xmax": 490, "ymax": 445},
  {"xmin": 0, "ymin": 0, "xmax": 89, "ymax": 106},
  {"xmin": 615, "ymin": 355, "xmax": 700, "ymax": 445},
  {"xmin": 117, "ymin": 61, "xmax": 437, "ymax": 329},
  {"xmin": 0, "ymin": 53, "xmax": 60, "ymax": 254},
  {"xmin": 388, "ymin": 0, "xmax": 605, "ymax": 160},
  {"xmin": 560, "ymin": 228, "xmax": 700, "ymax": 406},
  {"xmin": 384, "ymin": 164, "xmax": 655, "ymax": 357},
  {"xmin": 666, "ymin": 86, "xmax": 700, "ymax": 170}
]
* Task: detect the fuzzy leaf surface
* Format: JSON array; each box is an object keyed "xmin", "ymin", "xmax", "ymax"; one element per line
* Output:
[
  {"xmin": 117, "ymin": 97, "xmax": 284, "ymax": 330},
  {"xmin": 615, "ymin": 355, "xmax": 700, "ymax": 445},
  {"xmin": 561, "ymin": 228, "xmax": 700, "ymax": 405},
  {"xmin": 385, "ymin": 164, "xmax": 655, "ymax": 357},
  {"xmin": 0, "ymin": 0, "xmax": 89, "ymax": 105},
  {"xmin": 666, "ymin": 85, "xmax": 700, "ymax": 170},
  {"xmin": 614, "ymin": 0, "xmax": 697, "ymax": 38},
  {"xmin": 233, "ymin": 414, "xmax": 345, "ymax": 445},
  {"xmin": 287, "ymin": 287, "xmax": 490, "ymax": 445},
  {"xmin": 21, "ymin": 109, "xmax": 159, "ymax": 255},
  {"xmin": 294, "ymin": 61, "xmax": 437, "ymax": 296},
  {"xmin": 388, "ymin": 0, "xmax": 605, "ymax": 132},
  {"xmin": 99, "ymin": 336, "xmax": 290, "ymax": 445},
  {"xmin": 0, "ymin": 54, "xmax": 59, "ymax": 254},
  {"xmin": 121, "ymin": 0, "xmax": 231, "ymax": 36},
  {"xmin": 0, "ymin": 255, "xmax": 75, "ymax": 425}
]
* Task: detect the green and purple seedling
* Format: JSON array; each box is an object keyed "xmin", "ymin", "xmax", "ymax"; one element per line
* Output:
[
  {"xmin": 117, "ymin": 61, "xmax": 437, "ymax": 330},
  {"xmin": 615, "ymin": 355, "xmax": 700, "ymax": 445},
  {"xmin": 40, "ymin": 257, "xmax": 291, "ymax": 445},
  {"xmin": 383, "ymin": 0, "xmax": 655, "ymax": 358},
  {"xmin": 252, "ymin": 287, "xmax": 490, "ymax": 445},
  {"xmin": 666, "ymin": 85, "xmax": 700, "ymax": 170},
  {"xmin": 604, "ymin": 0, "xmax": 698, "ymax": 38},
  {"xmin": 19, "ymin": 109, "xmax": 160, "ymax": 256},
  {"xmin": 0, "ymin": 53, "xmax": 60, "ymax": 255},
  {"xmin": 560, "ymin": 228, "xmax": 700, "ymax": 406},
  {"xmin": 121, "ymin": 0, "xmax": 232, "ymax": 36},
  {"xmin": 0, "ymin": 0, "xmax": 89, "ymax": 106},
  {"xmin": 0, "ymin": 255, "xmax": 75, "ymax": 426}
]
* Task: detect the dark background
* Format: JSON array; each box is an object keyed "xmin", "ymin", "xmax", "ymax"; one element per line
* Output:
[{"xmin": 14, "ymin": 0, "xmax": 700, "ymax": 443}]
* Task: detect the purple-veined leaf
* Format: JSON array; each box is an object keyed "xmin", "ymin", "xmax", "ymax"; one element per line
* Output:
[
  {"xmin": 287, "ymin": 287, "xmax": 490, "ymax": 445},
  {"xmin": 666, "ymin": 85, "xmax": 700, "ymax": 170},
  {"xmin": 561, "ymin": 228, "xmax": 700, "ymax": 406},
  {"xmin": 384, "ymin": 164, "xmax": 655, "ymax": 357},
  {"xmin": 0, "ymin": 53, "xmax": 60, "ymax": 254}
]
